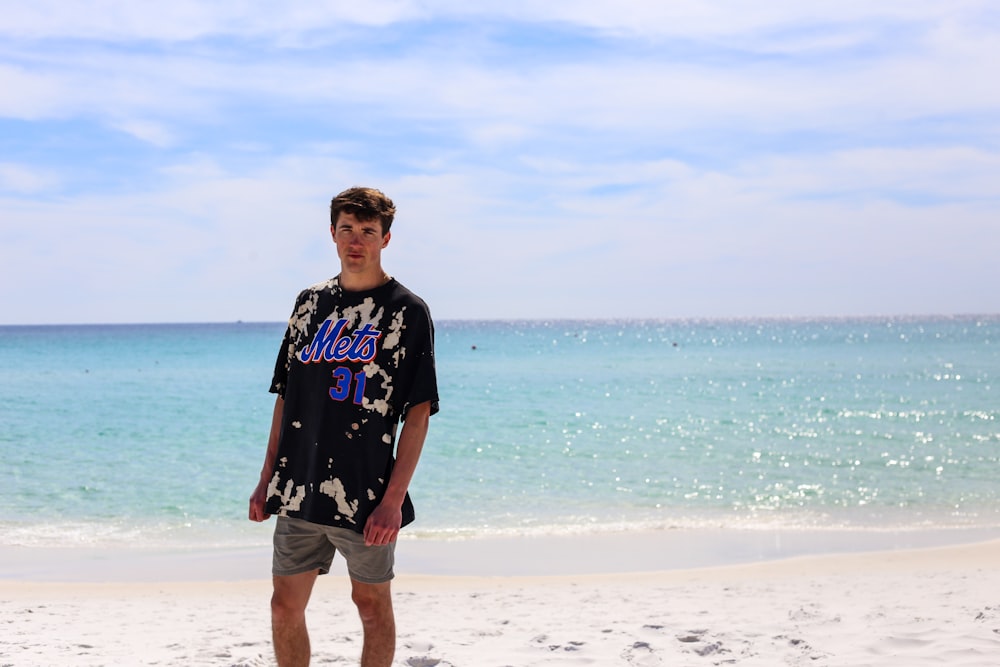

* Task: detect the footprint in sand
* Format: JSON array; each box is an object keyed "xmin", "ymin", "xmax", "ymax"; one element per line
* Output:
[
  {"xmin": 675, "ymin": 629, "xmax": 732, "ymax": 659},
  {"xmin": 401, "ymin": 641, "xmax": 442, "ymax": 667},
  {"xmin": 622, "ymin": 640, "xmax": 663, "ymax": 666},
  {"xmin": 405, "ymin": 658, "xmax": 442, "ymax": 667}
]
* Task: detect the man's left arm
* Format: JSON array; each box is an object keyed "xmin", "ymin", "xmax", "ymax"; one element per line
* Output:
[{"xmin": 363, "ymin": 400, "xmax": 433, "ymax": 546}]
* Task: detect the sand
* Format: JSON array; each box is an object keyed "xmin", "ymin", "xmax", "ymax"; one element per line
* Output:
[{"xmin": 2, "ymin": 533, "xmax": 999, "ymax": 666}]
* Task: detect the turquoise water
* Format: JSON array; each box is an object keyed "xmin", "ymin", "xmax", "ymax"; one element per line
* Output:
[{"xmin": 1, "ymin": 317, "xmax": 998, "ymax": 549}]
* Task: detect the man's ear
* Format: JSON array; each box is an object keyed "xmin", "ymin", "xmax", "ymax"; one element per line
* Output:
[{"xmin": 382, "ymin": 231, "xmax": 391, "ymax": 248}]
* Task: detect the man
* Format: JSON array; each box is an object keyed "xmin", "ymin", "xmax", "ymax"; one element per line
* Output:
[{"xmin": 249, "ymin": 186, "xmax": 439, "ymax": 667}]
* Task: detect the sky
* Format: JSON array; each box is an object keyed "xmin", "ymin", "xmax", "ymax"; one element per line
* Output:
[{"xmin": 1, "ymin": 1, "xmax": 999, "ymax": 324}]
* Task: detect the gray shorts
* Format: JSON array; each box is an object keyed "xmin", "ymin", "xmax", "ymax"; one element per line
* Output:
[{"xmin": 272, "ymin": 516, "xmax": 395, "ymax": 584}]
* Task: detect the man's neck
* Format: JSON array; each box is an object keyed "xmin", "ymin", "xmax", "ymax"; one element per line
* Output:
[{"xmin": 339, "ymin": 268, "xmax": 390, "ymax": 292}]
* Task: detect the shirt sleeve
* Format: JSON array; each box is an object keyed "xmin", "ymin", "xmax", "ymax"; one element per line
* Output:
[
  {"xmin": 269, "ymin": 292, "xmax": 308, "ymax": 397},
  {"xmin": 269, "ymin": 325, "xmax": 292, "ymax": 397},
  {"xmin": 400, "ymin": 300, "xmax": 440, "ymax": 419}
]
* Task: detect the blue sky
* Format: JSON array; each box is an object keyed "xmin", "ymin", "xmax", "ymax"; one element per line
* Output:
[{"xmin": 1, "ymin": 1, "xmax": 998, "ymax": 324}]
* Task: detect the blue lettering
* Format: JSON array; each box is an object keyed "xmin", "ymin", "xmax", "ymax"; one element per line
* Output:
[
  {"xmin": 329, "ymin": 367, "xmax": 352, "ymax": 401},
  {"xmin": 351, "ymin": 371, "xmax": 367, "ymax": 405},
  {"xmin": 348, "ymin": 323, "xmax": 381, "ymax": 362},
  {"xmin": 300, "ymin": 319, "xmax": 348, "ymax": 363},
  {"xmin": 299, "ymin": 319, "xmax": 382, "ymax": 364},
  {"xmin": 329, "ymin": 367, "xmax": 368, "ymax": 404}
]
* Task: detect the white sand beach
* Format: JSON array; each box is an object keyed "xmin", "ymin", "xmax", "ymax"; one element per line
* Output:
[{"xmin": 2, "ymin": 534, "xmax": 999, "ymax": 666}]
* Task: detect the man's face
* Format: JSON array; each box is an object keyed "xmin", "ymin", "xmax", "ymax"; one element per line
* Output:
[{"xmin": 332, "ymin": 211, "xmax": 390, "ymax": 275}]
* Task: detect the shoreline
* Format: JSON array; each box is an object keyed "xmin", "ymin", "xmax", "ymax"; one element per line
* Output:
[
  {"xmin": 2, "ymin": 524, "xmax": 998, "ymax": 583},
  {"xmin": 2, "ymin": 538, "xmax": 998, "ymax": 666}
]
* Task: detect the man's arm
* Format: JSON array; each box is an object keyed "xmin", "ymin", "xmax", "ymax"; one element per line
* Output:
[
  {"xmin": 362, "ymin": 400, "xmax": 432, "ymax": 546},
  {"xmin": 248, "ymin": 395, "xmax": 284, "ymax": 522}
]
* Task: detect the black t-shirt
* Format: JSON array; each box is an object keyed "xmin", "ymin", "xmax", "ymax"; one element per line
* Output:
[{"xmin": 264, "ymin": 276, "xmax": 439, "ymax": 532}]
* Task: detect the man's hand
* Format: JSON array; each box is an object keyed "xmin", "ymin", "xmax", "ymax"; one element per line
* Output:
[
  {"xmin": 361, "ymin": 400, "xmax": 431, "ymax": 546},
  {"xmin": 250, "ymin": 397, "xmax": 283, "ymax": 523},
  {"xmin": 248, "ymin": 478, "xmax": 272, "ymax": 522},
  {"xmin": 363, "ymin": 502, "xmax": 402, "ymax": 546}
]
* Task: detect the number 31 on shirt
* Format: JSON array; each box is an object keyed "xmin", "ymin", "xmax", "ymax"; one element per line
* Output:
[{"xmin": 330, "ymin": 366, "xmax": 366, "ymax": 404}]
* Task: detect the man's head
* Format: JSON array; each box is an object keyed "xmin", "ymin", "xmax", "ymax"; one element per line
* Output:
[{"xmin": 329, "ymin": 187, "xmax": 396, "ymax": 235}]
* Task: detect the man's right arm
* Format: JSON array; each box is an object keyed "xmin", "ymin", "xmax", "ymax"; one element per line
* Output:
[{"xmin": 248, "ymin": 395, "xmax": 284, "ymax": 522}]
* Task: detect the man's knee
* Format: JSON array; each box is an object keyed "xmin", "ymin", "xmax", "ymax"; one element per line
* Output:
[
  {"xmin": 351, "ymin": 581, "xmax": 392, "ymax": 622},
  {"xmin": 271, "ymin": 572, "xmax": 317, "ymax": 623},
  {"xmin": 271, "ymin": 590, "xmax": 304, "ymax": 621}
]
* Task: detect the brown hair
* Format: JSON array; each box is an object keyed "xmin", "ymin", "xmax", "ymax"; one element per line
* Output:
[{"xmin": 329, "ymin": 187, "xmax": 396, "ymax": 234}]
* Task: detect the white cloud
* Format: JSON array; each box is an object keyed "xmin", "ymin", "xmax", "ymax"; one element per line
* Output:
[
  {"xmin": 0, "ymin": 163, "xmax": 58, "ymax": 193},
  {"xmin": 2, "ymin": 142, "xmax": 999, "ymax": 323},
  {"xmin": 2, "ymin": 1, "xmax": 997, "ymax": 140},
  {"xmin": 0, "ymin": 64, "xmax": 67, "ymax": 119},
  {"xmin": 420, "ymin": 0, "xmax": 990, "ymax": 43},
  {"xmin": 0, "ymin": 0, "xmax": 423, "ymax": 41},
  {"xmin": 1, "ymin": 1, "xmax": 991, "ymax": 47},
  {"xmin": 0, "ymin": 2, "xmax": 998, "ymax": 323},
  {"xmin": 112, "ymin": 119, "xmax": 176, "ymax": 147}
]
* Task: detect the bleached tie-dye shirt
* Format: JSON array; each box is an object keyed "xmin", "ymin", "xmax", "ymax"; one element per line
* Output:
[{"xmin": 264, "ymin": 276, "xmax": 439, "ymax": 532}]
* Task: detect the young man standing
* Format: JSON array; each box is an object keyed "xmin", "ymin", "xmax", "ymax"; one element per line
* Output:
[{"xmin": 249, "ymin": 186, "xmax": 439, "ymax": 667}]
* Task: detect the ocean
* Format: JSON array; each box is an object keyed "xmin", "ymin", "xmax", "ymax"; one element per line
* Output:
[{"xmin": 2, "ymin": 316, "xmax": 999, "ymax": 551}]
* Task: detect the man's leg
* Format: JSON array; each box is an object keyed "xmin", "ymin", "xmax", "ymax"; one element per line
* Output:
[
  {"xmin": 272, "ymin": 569, "xmax": 319, "ymax": 667},
  {"xmin": 350, "ymin": 579, "xmax": 395, "ymax": 667}
]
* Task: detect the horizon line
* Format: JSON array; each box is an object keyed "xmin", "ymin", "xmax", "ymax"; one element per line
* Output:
[{"xmin": 2, "ymin": 312, "xmax": 999, "ymax": 328}]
